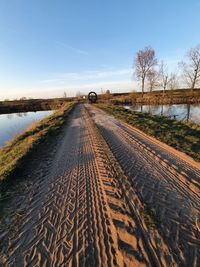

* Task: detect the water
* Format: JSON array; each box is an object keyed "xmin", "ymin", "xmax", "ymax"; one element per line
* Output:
[
  {"xmin": 124, "ymin": 104, "xmax": 200, "ymax": 124},
  {"xmin": 0, "ymin": 110, "xmax": 53, "ymax": 148}
]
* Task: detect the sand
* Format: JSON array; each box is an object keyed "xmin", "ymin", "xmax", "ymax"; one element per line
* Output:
[{"xmin": 0, "ymin": 104, "xmax": 199, "ymax": 267}]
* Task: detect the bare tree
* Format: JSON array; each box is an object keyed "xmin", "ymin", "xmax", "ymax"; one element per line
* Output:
[
  {"xmin": 102, "ymin": 89, "xmax": 111, "ymax": 101},
  {"xmin": 168, "ymin": 73, "xmax": 179, "ymax": 90},
  {"xmin": 20, "ymin": 97, "xmax": 27, "ymax": 100},
  {"xmin": 134, "ymin": 46, "xmax": 157, "ymax": 97},
  {"xmin": 168, "ymin": 73, "xmax": 179, "ymax": 101},
  {"xmin": 147, "ymin": 68, "xmax": 159, "ymax": 92},
  {"xmin": 159, "ymin": 62, "xmax": 179, "ymax": 98},
  {"xmin": 63, "ymin": 91, "xmax": 67, "ymax": 98},
  {"xmin": 76, "ymin": 91, "xmax": 81, "ymax": 98},
  {"xmin": 179, "ymin": 44, "xmax": 200, "ymax": 92},
  {"xmin": 159, "ymin": 61, "xmax": 170, "ymax": 96}
]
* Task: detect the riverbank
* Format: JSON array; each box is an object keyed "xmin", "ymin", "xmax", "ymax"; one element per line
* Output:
[
  {"xmin": 0, "ymin": 102, "xmax": 75, "ymax": 192},
  {"xmin": 105, "ymin": 88, "xmax": 200, "ymax": 105},
  {"xmin": 96, "ymin": 104, "xmax": 200, "ymax": 161},
  {"xmin": 0, "ymin": 98, "xmax": 74, "ymax": 114},
  {"xmin": 134, "ymin": 89, "xmax": 200, "ymax": 105},
  {"xmin": 0, "ymin": 110, "xmax": 54, "ymax": 148}
]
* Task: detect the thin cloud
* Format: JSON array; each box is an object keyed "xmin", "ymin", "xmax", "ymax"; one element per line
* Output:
[
  {"xmin": 67, "ymin": 80, "xmax": 136, "ymax": 93},
  {"xmin": 55, "ymin": 41, "xmax": 89, "ymax": 56},
  {"xmin": 40, "ymin": 69, "xmax": 132, "ymax": 84}
]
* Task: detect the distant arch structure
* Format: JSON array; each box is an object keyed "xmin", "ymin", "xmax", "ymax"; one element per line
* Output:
[{"xmin": 88, "ymin": 91, "xmax": 98, "ymax": 103}]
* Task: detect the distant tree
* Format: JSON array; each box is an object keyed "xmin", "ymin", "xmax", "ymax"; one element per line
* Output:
[
  {"xmin": 147, "ymin": 68, "xmax": 159, "ymax": 92},
  {"xmin": 20, "ymin": 97, "xmax": 27, "ymax": 100},
  {"xmin": 179, "ymin": 44, "xmax": 200, "ymax": 92},
  {"xmin": 129, "ymin": 90, "xmax": 138, "ymax": 103},
  {"xmin": 129, "ymin": 89, "xmax": 137, "ymax": 97},
  {"xmin": 159, "ymin": 62, "xmax": 180, "ymax": 98},
  {"xmin": 4, "ymin": 98, "xmax": 9, "ymax": 101},
  {"xmin": 103, "ymin": 89, "xmax": 111, "ymax": 100},
  {"xmin": 168, "ymin": 73, "xmax": 179, "ymax": 91},
  {"xmin": 76, "ymin": 91, "xmax": 81, "ymax": 98},
  {"xmin": 63, "ymin": 91, "xmax": 67, "ymax": 98},
  {"xmin": 168, "ymin": 73, "xmax": 179, "ymax": 101},
  {"xmin": 159, "ymin": 61, "xmax": 170, "ymax": 96},
  {"xmin": 134, "ymin": 46, "xmax": 157, "ymax": 97}
]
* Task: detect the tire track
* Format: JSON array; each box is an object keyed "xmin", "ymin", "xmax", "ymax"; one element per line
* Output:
[
  {"xmin": 4, "ymin": 105, "xmax": 123, "ymax": 267},
  {"xmin": 118, "ymin": 122, "xmax": 200, "ymax": 196},
  {"xmin": 86, "ymin": 104, "xmax": 200, "ymax": 267},
  {"xmin": 83, "ymin": 107, "xmax": 167, "ymax": 266},
  {"xmin": 2, "ymin": 103, "xmax": 199, "ymax": 266}
]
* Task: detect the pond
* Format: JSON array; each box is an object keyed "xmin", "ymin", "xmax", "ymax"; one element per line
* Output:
[
  {"xmin": 124, "ymin": 104, "xmax": 200, "ymax": 125},
  {"xmin": 0, "ymin": 110, "xmax": 53, "ymax": 148}
]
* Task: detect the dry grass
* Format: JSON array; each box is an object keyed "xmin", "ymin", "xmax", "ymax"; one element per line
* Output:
[{"xmin": 0, "ymin": 102, "xmax": 75, "ymax": 185}]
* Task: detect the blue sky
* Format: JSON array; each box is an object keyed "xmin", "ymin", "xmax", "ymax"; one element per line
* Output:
[{"xmin": 0, "ymin": 0, "xmax": 200, "ymax": 99}]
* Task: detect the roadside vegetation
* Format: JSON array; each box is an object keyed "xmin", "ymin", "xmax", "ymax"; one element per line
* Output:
[
  {"xmin": 96, "ymin": 104, "xmax": 200, "ymax": 161},
  {"xmin": 0, "ymin": 102, "xmax": 75, "ymax": 191},
  {"xmin": 98, "ymin": 88, "xmax": 200, "ymax": 106},
  {"xmin": 0, "ymin": 97, "xmax": 74, "ymax": 114}
]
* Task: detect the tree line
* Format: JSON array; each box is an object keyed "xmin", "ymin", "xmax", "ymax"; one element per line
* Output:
[{"xmin": 133, "ymin": 44, "xmax": 200, "ymax": 96}]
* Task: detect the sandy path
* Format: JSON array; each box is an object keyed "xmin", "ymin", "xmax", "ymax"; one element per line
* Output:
[
  {"xmin": 86, "ymin": 104, "xmax": 200, "ymax": 267},
  {"xmin": 1, "ymin": 104, "xmax": 200, "ymax": 266}
]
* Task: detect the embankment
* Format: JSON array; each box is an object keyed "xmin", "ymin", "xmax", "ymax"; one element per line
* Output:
[
  {"xmin": 107, "ymin": 88, "xmax": 200, "ymax": 105},
  {"xmin": 0, "ymin": 102, "xmax": 75, "ymax": 191},
  {"xmin": 0, "ymin": 104, "xmax": 199, "ymax": 266},
  {"xmin": 0, "ymin": 98, "xmax": 74, "ymax": 114}
]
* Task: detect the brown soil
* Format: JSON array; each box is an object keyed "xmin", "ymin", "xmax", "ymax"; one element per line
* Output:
[{"xmin": 0, "ymin": 104, "xmax": 199, "ymax": 266}]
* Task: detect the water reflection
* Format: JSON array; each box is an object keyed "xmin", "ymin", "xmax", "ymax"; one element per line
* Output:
[
  {"xmin": 125, "ymin": 104, "xmax": 200, "ymax": 124},
  {"xmin": 7, "ymin": 113, "xmax": 14, "ymax": 119},
  {"xmin": 0, "ymin": 110, "xmax": 53, "ymax": 148}
]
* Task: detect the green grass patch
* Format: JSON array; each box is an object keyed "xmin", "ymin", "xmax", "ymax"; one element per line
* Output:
[
  {"xmin": 96, "ymin": 104, "xmax": 200, "ymax": 161},
  {"xmin": 0, "ymin": 102, "xmax": 75, "ymax": 187},
  {"xmin": 142, "ymin": 204, "xmax": 161, "ymax": 230}
]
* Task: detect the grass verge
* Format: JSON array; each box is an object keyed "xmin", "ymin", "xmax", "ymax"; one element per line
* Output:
[
  {"xmin": 0, "ymin": 102, "xmax": 75, "ymax": 189},
  {"xmin": 96, "ymin": 104, "xmax": 200, "ymax": 162}
]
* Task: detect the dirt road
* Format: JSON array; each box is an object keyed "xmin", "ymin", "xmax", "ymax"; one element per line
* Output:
[{"xmin": 0, "ymin": 104, "xmax": 199, "ymax": 266}]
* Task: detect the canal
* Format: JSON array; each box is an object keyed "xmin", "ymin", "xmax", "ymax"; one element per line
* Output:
[
  {"xmin": 125, "ymin": 103, "xmax": 200, "ymax": 124},
  {"xmin": 0, "ymin": 110, "xmax": 53, "ymax": 148}
]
